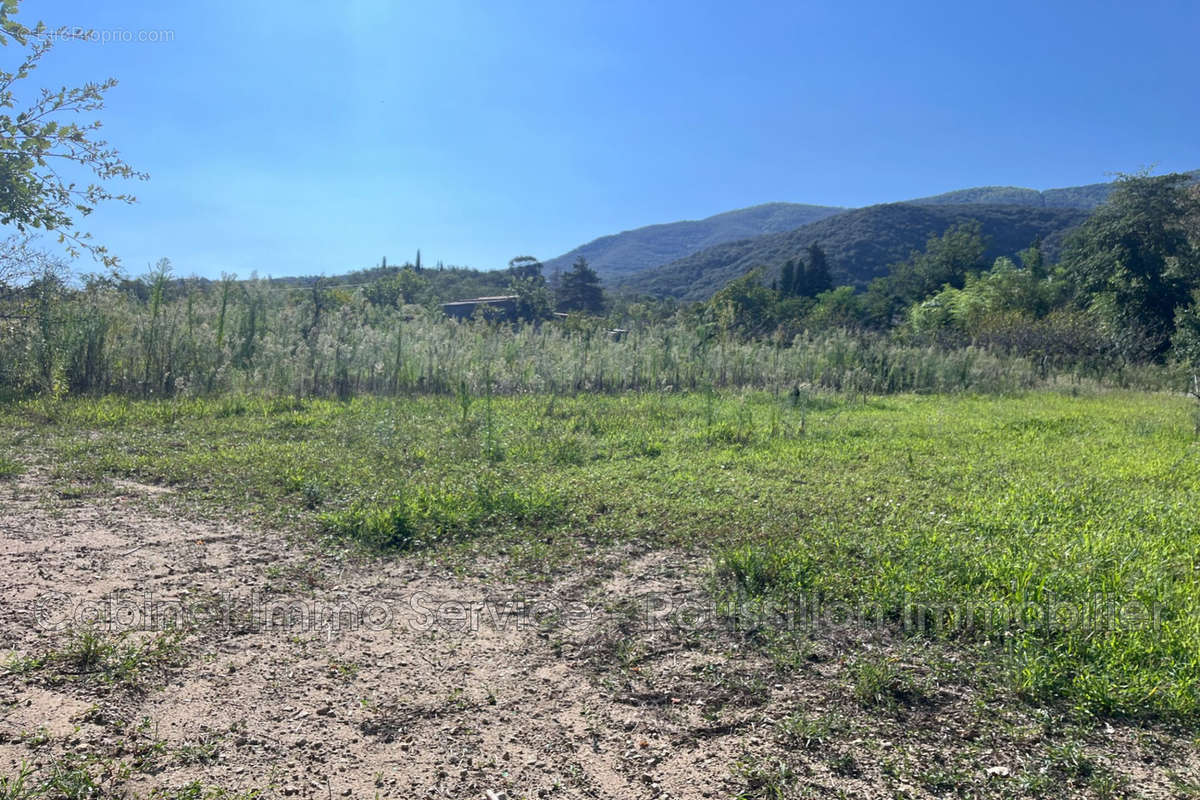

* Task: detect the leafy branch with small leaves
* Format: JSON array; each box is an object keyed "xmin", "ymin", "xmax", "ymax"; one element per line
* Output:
[{"xmin": 0, "ymin": 0, "xmax": 146, "ymax": 268}]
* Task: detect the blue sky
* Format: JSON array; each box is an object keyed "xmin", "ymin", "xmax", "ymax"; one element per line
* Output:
[{"xmin": 20, "ymin": 0, "xmax": 1200, "ymax": 279}]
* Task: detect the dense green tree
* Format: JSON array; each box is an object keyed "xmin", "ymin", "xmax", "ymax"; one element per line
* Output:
[
  {"xmin": 1060, "ymin": 172, "xmax": 1200, "ymax": 355},
  {"xmin": 779, "ymin": 259, "xmax": 797, "ymax": 297},
  {"xmin": 1020, "ymin": 237, "xmax": 1045, "ymax": 279},
  {"xmin": 709, "ymin": 269, "xmax": 777, "ymax": 336},
  {"xmin": 803, "ymin": 286, "xmax": 864, "ymax": 331},
  {"xmin": 1171, "ymin": 290, "xmax": 1200, "ymax": 381},
  {"xmin": 557, "ymin": 257, "xmax": 605, "ymax": 314},
  {"xmin": 504, "ymin": 255, "xmax": 550, "ymax": 321},
  {"xmin": 906, "ymin": 256, "xmax": 1065, "ymax": 340},
  {"xmin": 863, "ymin": 222, "xmax": 989, "ymax": 326},
  {"xmin": 1186, "ymin": 185, "xmax": 1200, "ymax": 244},
  {"xmin": 364, "ymin": 268, "xmax": 429, "ymax": 308},
  {"xmin": 802, "ymin": 242, "xmax": 833, "ymax": 297},
  {"xmin": 778, "ymin": 249, "xmax": 832, "ymax": 299},
  {"xmin": 363, "ymin": 276, "xmax": 401, "ymax": 309},
  {"xmin": 0, "ymin": 2, "xmax": 146, "ymax": 267},
  {"xmin": 507, "ymin": 255, "xmax": 544, "ymax": 281},
  {"xmin": 508, "ymin": 276, "xmax": 552, "ymax": 322}
]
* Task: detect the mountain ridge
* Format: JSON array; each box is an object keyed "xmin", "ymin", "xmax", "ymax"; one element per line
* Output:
[
  {"xmin": 542, "ymin": 177, "xmax": 1133, "ymax": 289},
  {"xmin": 546, "ymin": 173, "xmax": 1200, "ymax": 294},
  {"xmin": 542, "ymin": 202, "xmax": 845, "ymax": 282},
  {"xmin": 906, "ymin": 182, "xmax": 1115, "ymax": 209},
  {"xmin": 617, "ymin": 203, "xmax": 1092, "ymax": 302}
]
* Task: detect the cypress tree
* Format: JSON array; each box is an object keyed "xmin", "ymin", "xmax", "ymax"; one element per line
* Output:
[
  {"xmin": 792, "ymin": 257, "xmax": 810, "ymax": 297},
  {"xmin": 804, "ymin": 242, "xmax": 832, "ymax": 296},
  {"xmin": 780, "ymin": 260, "xmax": 796, "ymax": 297}
]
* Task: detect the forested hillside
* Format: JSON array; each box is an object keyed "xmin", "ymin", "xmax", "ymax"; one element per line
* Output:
[
  {"xmin": 908, "ymin": 183, "xmax": 1113, "ymax": 208},
  {"xmin": 619, "ymin": 203, "xmax": 1090, "ymax": 301},
  {"xmin": 909, "ymin": 171, "xmax": 1198, "ymax": 209},
  {"xmin": 280, "ymin": 176, "xmax": 1193, "ymax": 301},
  {"xmin": 544, "ymin": 176, "xmax": 1195, "ymax": 288},
  {"xmin": 541, "ymin": 202, "xmax": 844, "ymax": 282}
]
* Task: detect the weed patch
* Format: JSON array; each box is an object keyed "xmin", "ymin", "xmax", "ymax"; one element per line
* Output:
[
  {"xmin": 318, "ymin": 480, "xmax": 565, "ymax": 552},
  {"xmin": 9, "ymin": 626, "xmax": 185, "ymax": 691},
  {"xmin": 0, "ymin": 453, "xmax": 21, "ymax": 479}
]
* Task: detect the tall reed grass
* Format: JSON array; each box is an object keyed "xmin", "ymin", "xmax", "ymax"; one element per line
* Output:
[{"xmin": 0, "ymin": 278, "xmax": 1183, "ymax": 400}]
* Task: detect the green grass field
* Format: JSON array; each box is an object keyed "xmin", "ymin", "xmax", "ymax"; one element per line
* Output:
[{"xmin": 4, "ymin": 388, "xmax": 1199, "ymax": 724}]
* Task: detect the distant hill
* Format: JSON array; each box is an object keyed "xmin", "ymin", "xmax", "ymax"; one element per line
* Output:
[
  {"xmin": 224, "ymin": 173, "xmax": 1194, "ymax": 303},
  {"xmin": 909, "ymin": 171, "xmax": 1198, "ymax": 210},
  {"xmin": 551, "ymin": 174, "xmax": 1200, "ymax": 293},
  {"xmin": 908, "ymin": 182, "xmax": 1114, "ymax": 209},
  {"xmin": 546, "ymin": 178, "xmax": 1127, "ymax": 286},
  {"xmin": 618, "ymin": 203, "xmax": 1091, "ymax": 302},
  {"xmin": 542, "ymin": 202, "xmax": 845, "ymax": 283}
]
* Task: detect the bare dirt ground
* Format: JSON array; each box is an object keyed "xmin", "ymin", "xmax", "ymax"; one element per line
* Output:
[{"xmin": 2, "ymin": 471, "xmax": 1198, "ymax": 799}]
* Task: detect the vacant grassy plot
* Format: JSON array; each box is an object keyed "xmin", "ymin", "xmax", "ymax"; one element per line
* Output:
[{"xmin": 3, "ymin": 388, "xmax": 1198, "ymax": 725}]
